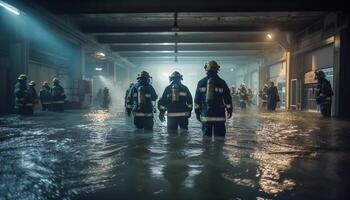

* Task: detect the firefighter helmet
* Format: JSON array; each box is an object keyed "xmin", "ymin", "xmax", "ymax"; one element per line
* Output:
[
  {"xmin": 204, "ymin": 60, "xmax": 220, "ymax": 71},
  {"xmin": 52, "ymin": 78, "xmax": 60, "ymax": 84},
  {"xmin": 137, "ymin": 71, "xmax": 151, "ymax": 80},
  {"xmin": 169, "ymin": 71, "xmax": 183, "ymax": 81},
  {"xmin": 18, "ymin": 74, "xmax": 27, "ymax": 80},
  {"xmin": 43, "ymin": 81, "xmax": 49, "ymax": 86},
  {"xmin": 315, "ymin": 70, "xmax": 325, "ymax": 79},
  {"xmin": 29, "ymin": 81, "xmax": 36, "ymax": 86}
]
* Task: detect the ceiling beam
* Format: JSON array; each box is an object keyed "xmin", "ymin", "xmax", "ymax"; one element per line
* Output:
[
  {"xmin": 110, "ymin": 43, "xmax": 278, "ymax": 52},
  {"xmin": 82, "ymin": 27, "xmax": 278, "ymax": 35},
  {"xmin": 28, "ymin": 0, "xmax": 343, "ymax": 14},
  {"xmin": 96, "ymin": 34, "xmax": 269, "ymax": 44}
]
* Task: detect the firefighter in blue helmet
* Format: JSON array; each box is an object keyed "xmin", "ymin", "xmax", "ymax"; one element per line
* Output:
[
  {"xmin": 158, "ymin": 71, "xmax": 193, "ymax": 131},
  {"xmin": 194, "ymin": 60, "xmax": 233, "ymax": 137},
  {"xmin": 40, "ymin": 81, "xmax": 52, "ymax": 111},
  {"xmin": 27, "ymin": 81, "xmax": 38, "ymax": 115},
  {"xmin": 127, "ymin": 71, "xmax": 158, "ymax": 130},
  {"xmin": 14, "ymin": 74, "xmax": 31, "ymax": 115},
  {"xmin": 51, "ymin": 78, "xmax": 66, "ymax": 112},
  {"xmin": 315, "ymin": 70, "xmax": 333, "ymax": 117}
]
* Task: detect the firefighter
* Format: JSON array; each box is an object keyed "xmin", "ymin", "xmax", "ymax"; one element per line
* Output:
[
  {"xmin": 125, "ymin": 83, "xmax": 134, "ymax": 116},
  {"xmin": 267, "ymin": 81, "xmax": 280, "ymax": 111},
  {"xmin": 158, "ymin": 71, "xmax": 193, "ymax": 131},
  {"xmin": 40, "ymin": 81, "xmax": 52, "ymax": 111},
  {"xmin": 238, "ymin": 83, "xmax": 248, "ymax": 109},
  {"xmin": 14, "ymin": 74, "xmax": 30, "ymax": 115},
  {"xmin": 101, "ymin": 87, "xmax": 111, "ymax": 109},
  {"xmin": 231, "ymin": 85, "xmax": 239, "ymax": 111},
  {"xmin": 51, "ymin": 78, "xmax": 66, "ymax": 112},
  {"xmin": 194, "ymin": 60, "xmax": 233, "ymax": 137},
  {"xmin": 27, "ymin": 81, "xmax": 38, "ymax": 115},
  {"xmin": 258, "ymin": 84, "xmax": 269, "ymax": 108},
  {"xmin": 315, "ymin": 70, "xmax": 333, "ymax": 117},
  {"xmin": 126, "ymin": 71, "xmax": 158, "ymax": 130}
]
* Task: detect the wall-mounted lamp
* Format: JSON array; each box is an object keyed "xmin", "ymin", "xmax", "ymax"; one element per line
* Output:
[{"xmin": 0, "ymin": 0, "xmax": 20, "ymax": 15}]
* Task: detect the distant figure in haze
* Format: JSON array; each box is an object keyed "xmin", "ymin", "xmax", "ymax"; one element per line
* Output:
[
  {"xmin": 247, "ymin": 88, "xmax": 253, "ymax": 106},
  {"xmin": 125, "ymin": 83, "xmax": 134, "ymax": 116},
  {"xmin": 194, "ymin": 60, "xmax": 232, "ymax": 137},
  {"xmin": 126, "ymin": 71, "xmax": 158, "ymax": 130},
  {"xmin": 238, "ymin": 83, "xmax": 248, "ymax": 109},
  {"xmin": 51, "ymin": 78, "xmax": 66, "ymax": 112},
  {"xmin": 158, "ymin": 71, "xmax": 193, "ymax": 131},
  {"xmin": 27, "ymin": 81, "xmax": 38, "ymax": 115},
  {"xmin": 101, "ymin": 87, "xmax": 111, "ymax": 109},
  {"xmin": 231, "ymin": 85, "xmax": 239, "ymax": 111},
  {"xmin": 258, "ymin": 84, "xmax": 269, "ymax": 108},
  {"xmin": 314, "ymin": 70, "xmax": 333, "ymax": 117},
  {"xmin": 40, "ymin": 81, "xmax": 52, "ymax": 111},
  {"xmin": 14, "ymin": 74, "xmax": 30, "ymax": 115},
  {"xmin": 267, "ymin": 82, "xmax": 280, "ymax": 111},
  {"xmin": 94, "ymin": 88, "xmax": 102, "ymax": 107}
]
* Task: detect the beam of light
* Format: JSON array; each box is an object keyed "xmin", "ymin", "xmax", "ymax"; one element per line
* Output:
[
  {"xmin": 95, "ymin": 67, "xmax": 103, "ymax": 71},
  {"xmin": 267, "ymin": 33, "xmax": 273, "ymax": 40},
  {"xmin": 0, "ymin": 0, "xmax": 20, "ymax": 15}
]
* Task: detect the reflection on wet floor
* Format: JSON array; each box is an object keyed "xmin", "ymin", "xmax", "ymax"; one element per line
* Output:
[{"xmin": 1, "ymin": 109, "xmax": 350, "ymax": 200}]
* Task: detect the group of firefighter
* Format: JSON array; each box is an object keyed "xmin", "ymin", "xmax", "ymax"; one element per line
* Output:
[
  {"xmin": 124, "ymin": 60, "xmax": 333, "ymax": 137},
  {"xmin": 124, "ymin": 60, "xmax": 232, "ymax": 137},
  {"xmin": 14, "ymin": 74, "xmax": 66, "ymax": 115},
  {"xmin": 230, "ymin": 83, "xmax": 254, "ymax": 111}
]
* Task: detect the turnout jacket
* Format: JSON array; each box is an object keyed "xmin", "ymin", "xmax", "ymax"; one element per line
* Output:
[
  {"xmin": 315, "ymin": 78, "xmax": 333, "ymax": 104},
  {"xmin": 40, "ymin": 86, "xmax": 52, "ymax": 104},
  {"xmin": 127, "ymin": 81, "xmax": 158, "ymax": 117},
  {"xmin": 194, "ymin": 73, "xmax": 232, "ymax": 122},
  {"xmin": 158, "ymin": 81, "xmax": 193, "ymax": 117},
  {"xmin": 14, "ymin": 82, "xmax": 29, "ymax": 107},
  {"xmin": 51, "ymin": 84, "xmax": 66, "ymax": 103}
]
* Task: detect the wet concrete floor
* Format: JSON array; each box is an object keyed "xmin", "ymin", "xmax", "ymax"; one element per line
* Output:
[{"xmin": 0, "ymin": 109, "xmax": 350, "ymax": 200}]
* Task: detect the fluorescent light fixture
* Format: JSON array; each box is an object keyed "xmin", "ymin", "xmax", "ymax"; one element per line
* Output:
[
  {"xmin": 0, "ymin": 1, "xmax": 20, "ymax": 15},
  {"xmin": 96, "ymin": 52, "xmax": 105, "ymax": 57},
  {"xmin": 95, "ymin": 67, "xmax": 103, "ymax": 71},
  {"xmin": 267, "ymin": 33, "xmax": 273, "ymax": 39}
]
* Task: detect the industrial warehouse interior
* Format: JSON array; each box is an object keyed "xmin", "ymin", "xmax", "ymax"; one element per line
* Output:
[{"xmin": 0, "ymin": 0, "xmax": 350, "ymax": 199}]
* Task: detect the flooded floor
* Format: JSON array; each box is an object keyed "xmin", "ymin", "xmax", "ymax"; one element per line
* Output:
[{"xmin": 1, "ymin": 109, "xmax": 350, "ymax": 200}]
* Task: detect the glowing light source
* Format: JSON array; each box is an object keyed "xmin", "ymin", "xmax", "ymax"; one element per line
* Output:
[
  {"xmin": 267, "ymin": 33, "xmax": 273, "ymax": 40},
  {"xmin": 95, "ymin": 67, "xmax": 103, "ymax": 71},
  {"xmin": 96, "ymin": 52, "xmax": 105, "ymax": 57},
  {"xmin": 0, "ymin": 0, "xmax": 20, "ymax": 15}
]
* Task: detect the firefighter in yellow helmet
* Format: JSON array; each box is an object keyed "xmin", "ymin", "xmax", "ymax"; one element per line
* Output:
[
  {"xmin": 126, "ymin": 71, "xmax": 158, "ymax": 130},
  {"xmin": 51, "ymin": 78, "xmax": 66, "ymax": 112},
  {"xmin": 14, "ymin": 74, "xmax": 31, "ymax": 115},
  {"xmin": 194, "ymin": 61, "xmax": 233, "ymax": 137},
  {"xmin": 158, "ymin": 71, "xmax": 193, "ymax": 131},
  {"xmin": 40, "ymin": 81, "xmax": 52, "ymax": 111}
]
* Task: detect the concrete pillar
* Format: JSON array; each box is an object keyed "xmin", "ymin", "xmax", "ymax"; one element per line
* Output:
[
  {"xmin": 8, "ymin": 41, "xmax": 29, "ymax": 112},
  {"xmin": 285, "ymin": 51, "xmax": 291, "ymax": 110},
  {"xmin": 336, "ymin": 26, "xmax": 350, "ymax": 117}
]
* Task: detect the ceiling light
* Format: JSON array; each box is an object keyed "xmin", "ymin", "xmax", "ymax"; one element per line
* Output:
[
  {"xmin": 95, "ymin": 67, "xmax": 103, "ymax": 71},
  {"xmin": 0, "ymin": 0, "xmax": 20, "ymax": 15},
  {"xmin": 96, "ymin": 52, "xmax": 105, "ymax": 57},
  {"xmin": 267, "ymin": 33, "xmax": 273, "ymax": 40}
]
